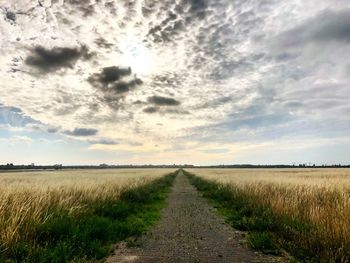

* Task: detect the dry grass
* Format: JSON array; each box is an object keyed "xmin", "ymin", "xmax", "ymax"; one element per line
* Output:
[
  {"xmin": 187, "ymin": 168, "xmax": 350, "ymax": 188},
  {"xmin": 0, "ymin": 169, "xmax": 173, "ymax": 251},
  {"xmin": 188, "ymin": 168, "xmax": 350, "ymax": 261}
]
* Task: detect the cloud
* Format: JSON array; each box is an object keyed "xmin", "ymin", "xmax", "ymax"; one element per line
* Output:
[
  {"xmin": 225, "ymin": 113, "xmax": 291, "ymax": 130},
  {"xmin": 147, "ymin": 96, "xmax": 180, "ymax": 106},
  {"xmin": 164, "ymin": 108, "xmax": 190, "ymax": 115},
  {"xmin": 197, "ymin": 96, "xmax": 233, "ymax": 109},
  {"xmin": 88, "ymin": 138, "xmax": 119, "ymax": 145},
  {"xmin": 144, "ymin": 0, "xmax": 210, "ymax": 43},
  {"xmin": 273, "ymin": 9, "xmax": 350, "ymax": 49},
  {"xmin": 186, "ymin": 0, "xmax": 208, "ymax": 18},
  {"xmin": 90, "ymin": 66, "xmax": 132, "ymax": 85},
  {"xmin": 1, "ymin": 0, "xmax": 350, "ymax": 164},
  {"xmin": 88, "ymin": 66, "xmax": 143, "ymax": 95},
  {"xmin": 63, "ymin": 128, "xmax": 98, "ymax": 137},
  {"xmin": 146, "ymin": 11, "xmax": 181, "ymax": 43},
  {"xmin": 143, "ymin": 95, "xmax": 183, "ymax": 114},
  {"xmin": 47, "ymin": 126, "xmax": 60, "ymax": 133},
  {"xmin": 5, "ymin": 11, "xmax": 16, "ymax": 22},
  {"xmin": 0, "ymin": 135, "xmax": 33, "ymax": 145},
  {"xmin": 95, "ymin": 38, "xmax": 114, "ymax": 49},
  {"xmin": 143, "ymin": 106, "xmax": 159, "ymax": 113},
  {"xmin": 201, "ymin": 148, "xmax": 230, "ymax": 154},
  {"xmin": 112, "ymin": 79, "xmax": 143, "ymax": 94},
  {"xmin": 0, "ymin": 105, "xmax": 40, "ymax": 127},
  {"xmin": 25, "ymin": 45, "xmax": 93, "ymax": 73},
  {"xmin": 66, "ymin": 0, "xmax": 96, "ymax": 16},
  {"xmin": 88, "ymin": 66, "xmax": 143, "ymax": 109}
]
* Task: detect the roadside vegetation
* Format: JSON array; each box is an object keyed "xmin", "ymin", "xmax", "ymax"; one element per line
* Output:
[
  {"xmin": 185, "ymin": 169, "xmax": 350, "ymax": 262},
  {"xmin": 0, "ymin": 169, "xmax": 176, "ymax": 262}
]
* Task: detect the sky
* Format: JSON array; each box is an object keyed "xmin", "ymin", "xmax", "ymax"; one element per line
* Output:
[{"xmin": 0, "ymin": 0, "xmax": 350, "ymax": 165}]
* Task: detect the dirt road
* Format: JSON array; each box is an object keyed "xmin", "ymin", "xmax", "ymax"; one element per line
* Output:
[{"xmin": 106, "ymin": 170, "xmax": 276, "ymax": 263}]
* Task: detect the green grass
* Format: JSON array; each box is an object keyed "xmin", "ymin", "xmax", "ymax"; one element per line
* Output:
[
  {"xmin": 0, "ymin": 171, "xmax": 176, "ymax": 263},
  {"xmin": 184, "ymin": 170, "xmax": 318, "ymax": 262}
]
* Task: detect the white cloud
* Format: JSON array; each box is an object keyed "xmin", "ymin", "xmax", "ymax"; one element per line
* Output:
[
  {"xmin": 0, "ymin": 135, "xmax": 33, "ymax": 145},
  {"xmin": 0, "ymin": 0, "xmax": 349, "ymax": 163}
]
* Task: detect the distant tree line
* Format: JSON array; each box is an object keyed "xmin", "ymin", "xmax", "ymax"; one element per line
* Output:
[
  {"xmin": 0, "ymin": 164, "xmax": 195, "ymax": 171},
  {"xmin": 0, "ymin": 163, "xmax": 349, "ymax": 171},
  {"xmin": 197, "ymin": 164, "xmax": 350, "ymax": 168},
  {"xmin": 0, "ymin": 163, "xmax": 63, "ymax": 170}
]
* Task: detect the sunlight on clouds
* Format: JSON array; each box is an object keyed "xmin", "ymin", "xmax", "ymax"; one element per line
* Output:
[
  {"xmin": 88, "ymin": 140, "xmax": 168, "ymax": 153},
  {"xmin": 119, "ymin": 34, "xmax": 155, "ymax": 76},
  {"xmin": 0, "ymin": 0, "xmax": 349, "ymax": 164}
]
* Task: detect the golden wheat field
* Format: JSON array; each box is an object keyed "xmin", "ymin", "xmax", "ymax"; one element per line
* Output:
[
  {"xmin": 188, "ymin": 168, "xmax": 350, "ymax": 260},
  {"xmin": 187, "ymin": 168, "xmax": 350, "ymax": 188},
  {"xmin": 0, "ymin": 169, "xmax": 173, "ymax": 251}
]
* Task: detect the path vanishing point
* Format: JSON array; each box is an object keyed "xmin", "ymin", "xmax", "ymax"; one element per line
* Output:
[{"xmin": 106, "ymin": 170, "xmax": 277, "ymax": 263}]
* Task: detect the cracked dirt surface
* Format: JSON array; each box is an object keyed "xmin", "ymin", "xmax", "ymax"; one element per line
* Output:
[{"xmin": 106, "ymin": 170, "xmax": 278, "ymax": 263}]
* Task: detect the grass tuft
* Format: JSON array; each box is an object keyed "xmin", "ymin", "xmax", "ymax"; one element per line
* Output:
[{"xmin": 247, "ymin": 232, "xmax": 279, "ymax": 254}]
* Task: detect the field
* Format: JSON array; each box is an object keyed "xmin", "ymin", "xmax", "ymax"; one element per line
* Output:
[
  {"xmin": 3, "ymin": 168, "xmax": 350, "ymax": 262},
  {"xmin": 0, "ymin": 168, "xmax": 175, "ymax": 262},
  {"xmin": 186, "ymin": 168, "xmax": 350, "ymax": 262}
]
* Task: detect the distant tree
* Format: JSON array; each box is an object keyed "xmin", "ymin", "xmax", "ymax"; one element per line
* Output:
[{"xmin": 54, "ymin": 164, "xmax": 63, "ymax": 170}]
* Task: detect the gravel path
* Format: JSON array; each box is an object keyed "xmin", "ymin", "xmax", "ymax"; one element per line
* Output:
[{"xmin": 106, "ymin": 170, "xmax": 277, "ymax": 263}]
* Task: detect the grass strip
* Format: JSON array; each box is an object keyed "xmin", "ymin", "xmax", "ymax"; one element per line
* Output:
[
  {"xmin": 184, "ymin": 170, "xmax": 340, "ymax": 263},
  {"xmin": 0, "ymin": 171, "xmax": 177, "ymax": 263}
]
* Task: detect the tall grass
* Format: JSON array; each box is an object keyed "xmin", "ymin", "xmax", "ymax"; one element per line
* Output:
[
  {"xmin": 0, "ymin": 169, "xmax": 175, "ymax": 262},
  {"xmin": 186, "ymin": 168, "xmax": 350, "ymax": 262}
]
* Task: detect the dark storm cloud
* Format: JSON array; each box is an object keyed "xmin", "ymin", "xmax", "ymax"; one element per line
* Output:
[
  {"xmin": 5, "ymin": 11, "xmax": 16, "ymax": 22},
  {"xmin": 143, "ymin": 106, "xmax": 159, "ymax": 113},
  {"xmin": 25, "ymin": 45, "xmax": 93, "ymax": 73},
  {"xmin": 111, "ymin": 78, "xmax": 143, "ymax": 94},
  {"xmin": 148, "ymin": 96, "xmax": 180, "ymax": 106},
  {"xmin": 274, "ymin": 9, "xmax": 350, "ymax": 49},
  {"xmin": 89, "ymin": 66, "xmax": 132, "ymax": 85},
  {"xmin": 88, "ymin": 66, "xmax": 142, "ymax": 110},
  {"xmin": 63, "ymin": 128, "xmax": 98, "ymax": 137},
  {"xmin": 143, "ymin": 95, "xmax": 186, "ymax": 114},
  {"xmin": 101, "ymin": 66, "xmax": 132, "ymax": 83},
  {"xmin": 88, "ymin": 66, "xmax": 142, "ymax": 95}
]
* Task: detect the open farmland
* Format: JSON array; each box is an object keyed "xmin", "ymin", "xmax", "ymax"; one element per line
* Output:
[
  {"xmin": 0, "ymin": 168, "xmax": 174, "ymax": 189},
  {"xmin": 186, "ymin": 168, "xmax": 350, "ymax": 262},
  {"xmin": 0, "ymin": 168, "xmax": 175, "ymax": 262}
]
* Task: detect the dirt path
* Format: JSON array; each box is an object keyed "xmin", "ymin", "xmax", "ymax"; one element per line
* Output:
[{"xmin": 106, "ymin": 170, "xmax": 277, "ymax": 263}]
